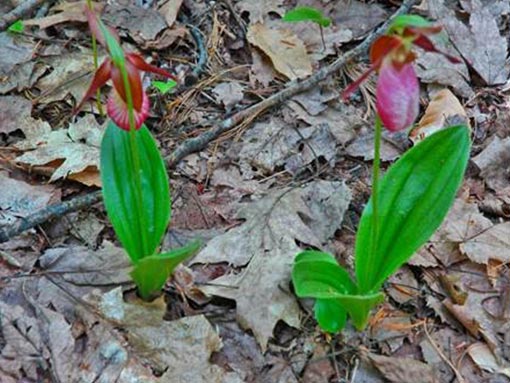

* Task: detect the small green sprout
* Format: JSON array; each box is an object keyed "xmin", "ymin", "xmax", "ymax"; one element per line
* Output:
[
  {"xmin": 8, "ymin": 20, "xmax": 24, "ymax": 34},
  {"xmin": 152, "ymin": 79, "xmax": 178, "ymax": 95},
  {"xmin": 282, "ymin": 6, "xmax": 331, "ymax": 51}
]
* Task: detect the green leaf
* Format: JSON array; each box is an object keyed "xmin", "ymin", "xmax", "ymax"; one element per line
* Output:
[
  {"xmin": 152, "ymin": 79, "xmax": 177, "ymax": 95},
  {"xmin": 355, "ymin": 125, "xmax": 471, "ymax": 293},
  {"xmin": 388, "ymin": 15, "xmax": 432, "ymax": 33},
  {"xmin": 100, "ymin": 122, "xmax": 171, "ymax": 262},
  {"xmin": 292, "ymin": 250, "xmax": 383, "ymax": 332},
  {"xmin": 292, "ymin": 251, "xmax": 357, "ymax": 297},
  {"xmin": 314, "ymin": 299, "xmax": 347, "ymax": 333},
  {"xmin": 282, "ymin": 6, "xmax": 331, "ymax": 27},
  {"xmin": 8, "ymin": 20, "xmax": 24, "ymax": 34},
  {"xmin": 131, "ymin": 241, "xmax": 201, "ymax": 300}
]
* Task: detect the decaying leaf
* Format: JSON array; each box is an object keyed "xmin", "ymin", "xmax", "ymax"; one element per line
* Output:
[
  {"xmin": 158, "ymin": 0, "xmax": 184, "ymax": 27},
  {"xmin": 15, "ymin": 115, "xmax": 103, "ymax": 186},
  {"xmin": 473, "ymin": 136, "xmax": 510, "ymax": 192},
  {"xmin": 286, "ymin": 100, "xmax": 362, "ymax": 145},
  {"xmin": 35, "ymin": 52, "xmax": 105, "ymax": 105},
  {"xmin": 0, "ymin": 171, "xmax": 59, "ymax": 216},
  {"xmin": 193, "ymin": 181, "xmax": 351, "ymax": 350},
  {"xmin": 410, "ymin": 89, "xmax": 468, "ymax": 144},
  {"xmin": 332, "ymin": 0, "xmax": 388, "ymax": 39},
  {"xmin": 236, "ymin": 117, "xmax": 337, "ymax": 177},
  {"xmin": 103, "ymin": 4, "xmax": 167, "ymax": 44},
  {"xmin": 410, "ymin": 198, "xmax": 492, "ymax": 267},
  {"xmin": 429, "ymin": 0, "xmax": 509, "ymax": 85},
  {"xmin": 415, "ymin": 35, "xmax": 473, "ymax": 98},
  {"xmin": 237, "ymin": 0, "xmax": 285, "ymax": 23},
  {"xmin": 212, "ymin": 82, "xmax": 245, "ymax": 110},
  {"xmin": 247, "ymin": 23, "xmax": 312, "ymax": 80},
  {"xmin": 92, "ymin": 288, "xmax": 243, "ymax": 382},
  {"xmin": 365, "ymin": 352, "xmax": 437, "ymax": 383},
  {"xmin": 468, "ymin": 342, "xmax": 510, "ymax": 378},
  {"xmin": 460, "ymin": 222, "xmax": 510, "ymax": 264},
  {"xmin": 0, "ymin": 32, "xmax": 35, "ymax": 75},
  {"xmin": 24, "ymin": 1, "xmax": 104, "ymax": 29},
  {"xmin": 38, "ymin": 241, "xmax": 132, "ymax": 286}
]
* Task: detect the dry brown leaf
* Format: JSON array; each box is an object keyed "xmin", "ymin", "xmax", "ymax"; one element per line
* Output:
[
  {"xmin": 236, "ymin": 117, "xmax": 336, "ymax": 176},
  {"xmin": 14, "ymin": 115, "xmax": 103, "ymax": 185},
  {"xmin": 429, "ymin": 0, "xmax": 508, "ymax": 85},
  {"xmin": 24, "ymin": 1, "xmax": 104, "ymax": 29},
  {"xmin": 103, "ymin": 4, "xmax": 167, "ymax": 44},
  {"xmin": 247, "ymin": 23, "xmax": 312, "ymax": 80},
  {"xmin": 332, "ymin": 0, "xmax": 388, "ymax": 39},
  {"xmin": 410, "ymin": 89, "xmax": 468, "ymax": 144},
  {"xmin": 250, "ymin": 48, "xmax": 277, "ymax": 87},
  {"xmin": 0, "ymin": 95, "xmax": 34, "ymax": 134},
  {"xmin": 286, "ymin": 100, "xmax": 361, "ymax": 145},
  {"xmin": 0, "ymin": 32, "xmax": 35, "ymax": 75},
  {"xmin": 365, "ymin": 352, "xmax": 437, "ymax": 383},
  {"xmin": 473, "ymin": 136, "xmax": 510, "ymax": 192},
  {"xmin": 410, "ymin": 198, "xmax": 492, "ymax": 267},
  {"xmin": 93, "ymin": 288, "xmax": 243, "ymax": 382},
  {"xmin": 237, "ymin": 0, "xmax": 285, "ymax": 23},
  {"xmin": 212, "ymin": 82, "xmax": 245, "ymax": 110},
  {"xmin": 193, "ymin": 181, "xmax": 351, "ymax": 350},
  {"xmin": 158, "ymin": 0, "xmax": 183, "ymax": 27},
  {"xmin": 468, "ymin": 342, "xmax": 510, "ymax": 378},
  {"xmin": 415, "ymin": 35, "xmax": 473, "ymax": 98},
  {"xmin": 0, "ymin": 171, "xmax": 59, "ymax": 216},
  {"xmin": 460, "ymin": 222, "xmax": 510, "ymax": 264},
  {"xmin": 35, "ymin": 51, "xmax": 105, "ymax": 105}
]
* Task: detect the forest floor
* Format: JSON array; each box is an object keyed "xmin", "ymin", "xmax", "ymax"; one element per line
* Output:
[{"xmin": 1, "ymin": 0, "xmax": 510, "ymax": 382}]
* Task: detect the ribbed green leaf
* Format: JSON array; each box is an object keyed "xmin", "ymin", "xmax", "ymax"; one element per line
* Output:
[
  {"xmin": 292, "ymin": 250, "xmax": 383, "ymax": 332},
  {"xmin": 355, "ymin": 125, "xmax": 471, "ymax": 293},
  {"xmin": 131, "ymin": 241, "xmax": 201, "ymax": 300},
  {"xmin": 282, "ymin": 6, "xmax": 331, "ymax": 27},
  {"xmin": 314, "ymin": 299, "xmax": 347, "ymax": 333},
  {"xmin": 292, "ymin": 251, "xmax": 357, "ymax": 296},
  {"xmin": 100, "ymin": 122, "xmax": 170, "ymax": 262}
]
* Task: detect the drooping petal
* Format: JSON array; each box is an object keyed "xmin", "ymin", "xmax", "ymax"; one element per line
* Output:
[
  {"xmin": 412, "ymin": 35, "xmax": 462, "ymax": 64},
  {"xmin": 342, "ymin": 64, "xmax": 378, "ymax": 100},
  {"xmin": 376, "ymin": 60, "xmax": 419, "ymax": 132},
  {"xmin": 127, "ymin": 53, "xmax": 177, "ymax": 80},
  {"xmin": 74, "ymin": 58, "xmax": 112, "ymax": 113},
  {"xmin": 107, "ymin": 89, "xmax": 150, "ymax": 131},
  {"xmin": 109, "ymin": 62, "xmax": 144, "ymax": 111},
  {"xmin": 369, "ymin": 35, "xmax": 402, "ymax": 65}
]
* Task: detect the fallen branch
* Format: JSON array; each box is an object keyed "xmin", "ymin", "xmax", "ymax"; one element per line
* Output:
[
  {"xmin": 0, "ymin": 190, "xmax": 102, "ymax": 243},
  {"xmin": 0, "ymin": 0, "xmax": 49, "ymax": 31},
  {"xmin": 0, "ymin": 0, "xmax": 417, "ymax": 243}
]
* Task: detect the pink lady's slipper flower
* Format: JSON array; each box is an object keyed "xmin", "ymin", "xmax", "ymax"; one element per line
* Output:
[
  {"xmin": 343, "ymin": 19, "xmax": 460, "ymax": 132},
  {"xmin": 75, "ymin": 9, "xmax": 176, "ymax": 131}
]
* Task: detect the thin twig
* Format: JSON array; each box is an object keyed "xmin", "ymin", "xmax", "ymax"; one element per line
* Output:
[
  {"xmin": 0, "ymin": 0, "xmax": 416, "ymax": 242},
  {"xmin": 423, "ymin": 322, "xmax": 465, "ymax": 383},
  {"xmin": 0, "ymin": 0, "xmax": 49, "ymax": 31},
  {"xmin": 166, "ymin": 0, "xmax": 417, "ymax": 167}
]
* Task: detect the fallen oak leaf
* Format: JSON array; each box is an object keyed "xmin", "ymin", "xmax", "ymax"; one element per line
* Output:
[
  {"xmin": 247, "ymin": 23, "xmax": 312, "ymax": 80},
  {"xmin": 193, "ymin": 181, "xmax": 351, "ymax": 351}
]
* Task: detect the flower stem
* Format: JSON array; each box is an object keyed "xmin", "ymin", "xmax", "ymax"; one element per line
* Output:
[
  {"xmin": 119, "ymin": 63, "xmax": 150, "ymax": 257},
  {"xmin": 85, "ymin": 0, "xmax": 104, "ymax": 116},
  {"xmin": 370, "ymin": 115, "xmax": 382, "ymax": 266}
]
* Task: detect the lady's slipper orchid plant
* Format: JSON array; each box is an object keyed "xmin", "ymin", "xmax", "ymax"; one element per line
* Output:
[
  {"xmin": 292, "ymin": 15, "xmax": 471, "ymax": 333},
  {"xmin": 76, "ymin": 9, "xmax": 199, "ymax": 301}
]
